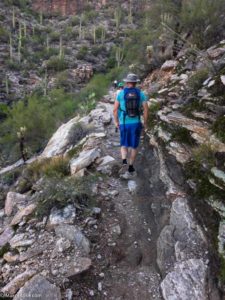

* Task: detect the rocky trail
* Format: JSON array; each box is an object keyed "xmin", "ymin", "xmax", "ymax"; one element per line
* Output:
[
  {"xmin": 0, "ymin": 93, "xmax": 221, "ymax": 299},
  {"xmin": 0, "ymin": 77, "xmax": 223, "ymax": 299}
]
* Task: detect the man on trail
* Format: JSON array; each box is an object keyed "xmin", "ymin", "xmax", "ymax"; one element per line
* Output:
[{"xmin": 113, "ymin": 73, "xmax": 148, "ymax": 177}]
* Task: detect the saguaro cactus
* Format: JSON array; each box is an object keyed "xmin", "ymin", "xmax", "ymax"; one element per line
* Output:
[
  {"xmin": 79, "ymin": 14, "xmax": 84, "ymax": 40},
  {"xmin": 17, "ymin": 126, "xmax": 28, "ymax": 163},
  {"xmin": 128, "ymin": 0, "xmax": 133, "ymax": 24},
  {"xmin": 12, "ymin": 6, "xmax": 16, "ymax": 29},
  {"xmin": 9, "ymin": 34, "xmax": 13, "ymax": 61},
  {"xmin": 92, "ymin": 26, "xmax": 96, "ymax": 44},
  {"xmin": 101, "ymin": 27, "xmax": 106, "ymax": 45},
  {"xmin": 59, "ymin": 35, "xmax": 64, "ymax": 58},
  {"xmin": 18, "ymin": 22, "xmax": 22, "ymax": 62},
  {"xmin": 46, "ymin": 34, "xmax": 49, "ymax": 52},
  {"xmin": 5, "ymin": 75, "xmax": 9, "ymax": 95},
  {"xmin": 115, "ymin": 47, "xmax": 124, "ymax": 67},
  {"xmin": 114, "ymin": 7, "xmax": 122, "ymax": 33},
  {"xmin": 39, "ymin": 11, "xmax": 43, "ymax": 25},
  {"xmin": 23, "ymin": 22, "xmax": 27, "ymax": 38}
]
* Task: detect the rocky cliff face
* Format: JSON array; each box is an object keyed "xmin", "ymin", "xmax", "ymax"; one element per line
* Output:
[{"xmin": 32, "ymin": 0, "xmax": 107, "ymax": 15}]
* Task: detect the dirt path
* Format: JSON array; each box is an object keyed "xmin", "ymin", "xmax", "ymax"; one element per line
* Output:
[{"xmin": 89, "ymin": 102, "xmax": 172, "ymax": 299}]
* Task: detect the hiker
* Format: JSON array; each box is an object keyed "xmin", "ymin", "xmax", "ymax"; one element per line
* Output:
[
  {"xmin": 113, "ymin": 73, "xmax": 148, "ymax": 177},
  {"xmin": 116, "ymin": 82, "xmax": 124, "ymax": 97},
  {"xmin": 113, "ymin": 80, "xmax": 118, "ymax": 89}
]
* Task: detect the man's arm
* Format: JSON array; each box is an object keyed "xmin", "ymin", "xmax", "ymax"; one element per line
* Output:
[
  {"xmin": 142, "ymin": 102, "xmax": 148, "ymax": 130},
  {"xmin": 113, "ymin": 100, "xmax": 120, "ymax": 128}
]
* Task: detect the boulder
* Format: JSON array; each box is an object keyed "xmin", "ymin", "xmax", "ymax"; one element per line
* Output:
[
  {"xmin": 89, "ymin": 108, "xmax": 111, "ymax": 125},
  {"xmin": 5, "ymin": 192, "xmax": 29, "ymax": 217},
  {"xmin": 221, "ymin": 75, "xmax": 225, "ymax": 86},
  {"xmin": 51, "ymin": 237, "xmax": 71, "ymax": 258},
  {"xmin": 207, "ymin": 46, "xmax": 225, "ymax": 59},
  {"xmin": 1, "ymin": 270, "xmax": 36, "ymax": 296},
  {"xmin": 41, "ymin": 116, "xmax": 80, "ymax": 158},
  {"xmin": 55, "ymin": 224, "xmax": 90, "ymax": 254},
  {"xmin": 13, "ymin": 275, "xmax": 61, "ymax": 300},
  {"xmin": 10, "ymin": 203, "xmax": 37, "ymax": 226},
  {"xmin": 70, "ymin": 148, "xmax": 100, "ymax": 175},
  {"xmin": 161, "ymin": 259, "xmax": 207, "ymax": 300},
  {"xmin": 0, "ymin": 226, "xmax": 14, "ymax": 248},
  {"xmin": 48, "ymin": 204, "xmax": 76, "ymax": 227},
  {"xmin": 56, "ymin": 257, "xmax": 92, "ymax": 278},
  {"xmin": 9, "ymin": 233, "xmax": 34, "ymax": 249},
  {"xmin": 157, "ymin": 197, "xmax": 207, "ymax": 275},
  {"xmin": 161, "ymin": 60, "xmax": 178, "ymax": 71},
  {"xmin": 3, "ymin": 252, "xmax": 19, "ymax": 263}
]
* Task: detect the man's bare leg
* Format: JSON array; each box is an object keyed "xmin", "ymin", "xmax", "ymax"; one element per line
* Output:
[
  {"xmin": 130, "ymin": 148, "xmax": 138, "ymax": 166},
  {"xmin": 121, "ymin": 146, "xmax": 128, "ymax": 160}
]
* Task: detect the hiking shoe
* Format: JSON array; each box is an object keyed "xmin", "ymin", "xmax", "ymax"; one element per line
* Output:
[{"xmin": 120, "ymin": 171, "xmax": 137, "ymax": 180}]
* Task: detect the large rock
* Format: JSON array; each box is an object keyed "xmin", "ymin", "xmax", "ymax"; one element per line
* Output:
[
  {"xmin": 48, "ymin": 204, "xmax": 76, "ymax": 227},
  {"xmin": 9, "ymin": 233, "xmax": 34, "ymax": 249},
  {"xmin": 89, "ymin": 108, "xmax": 111, "ymax": 125},
  {"xmin": 70, "ymin": 148, "xmax": 100, "ymax": 175},
  {"xmin": 13, "ymin": 275, "xmax": 61, "ymax": 300},
  {"xmin": 0, "ymin": 226, "xmax": 14, "ymax": 248},
  {"xmin": 5, "ymin": 192, "xmax": 29, "ymax": 217},
  {"xmin": 41, "ymin": 116, "xmax": 80, "ymax": 158},
  {"xmin": 157, "ymin": 197, "xmax": 207, "ymax": 275},
  {"xmin": 161, "ymin": 259, "xmax": 207, "ymax": 300},
  {"xmin": 1, "ymin": 270, "xmax": 36, "ymax": 295},
  {"xmin": 56, "ymin": 257, "xmax": 92, "ymax": 278},
  {"xmin": 55, "ymin": 224, "xmax": 90, "ymax": 254},
  {"xmin": 161, "ymin": 60, "xmax": 178, "ymax": 71},
  {"xmin": 10, "ymin": 203, "xmax": 37, "ymax": 226},
  {"xmin": 207, "ymin": 46, "xmax": 225, "ymax": 59}
]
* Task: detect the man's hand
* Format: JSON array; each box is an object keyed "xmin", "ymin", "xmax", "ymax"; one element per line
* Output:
[{"xmin": 115, "ymin": 121, "xmax": 120, "ymax": 129}]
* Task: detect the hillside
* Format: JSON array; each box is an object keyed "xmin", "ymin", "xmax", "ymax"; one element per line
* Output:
[{"xmin": 0, "ymin": 0, "xmax": 225, "ymax": 299}]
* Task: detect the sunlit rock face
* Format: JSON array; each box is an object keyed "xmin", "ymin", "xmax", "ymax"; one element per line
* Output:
[{"xmin": 32, "ymin": 0, "xmax": 107, "ymax": 16}]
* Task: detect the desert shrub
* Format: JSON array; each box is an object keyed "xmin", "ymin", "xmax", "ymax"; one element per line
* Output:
[
  {"xmin": 192, "ymin": 143, "xmax": 216, "ymax": 168},
  {"xmin": 212, "ymin": 116, "xmax": 225, "ymax": 143},
  {"xmin": 70, "ymin": 16, "xmax": 80, "ymax": 26},
  {"xmin": 180, "ymin": 98, "xmax": 206, "ymax": 117},
  {"xmin": 171, "ymin": 126, "xmax": 196, "ymax": 145},
  {"xmin": 0, "ymin": 26, "xmax": 9, "ymax": 42},
  {"xmin": 34, "ymin": 176, "xmax": 92, "ymax": 217},
  {"xmin": 187, "ymin": 68, "xmax": 209, "ymax": 93},
  {"xmin": 28, "ymin": 156, "xmax": 70, "ymax": 179},
  {"xmin": 77, "ymin": 46, "xmax": 88, "ymax": 60},
  {"xmin": 147, "ymin": 102, "xmax": 161, "ymax": 129},
  {"xmin": 180, "ymin": 0, "xmax": 225, "ymax": 48},
  {"xmin": 46, "ymin": 56, "xmax": 68, "ymax": 71},
  {"xmin": 0, "ymin": 89, "xmax": 77, "ymax": 165},
  {"xmin": 67, "ymin": 123, "xmax": 87, "ymax": 145},
  {"xmin": 49, "ymin": 31, "xmax": 60, "ymax": 42}
]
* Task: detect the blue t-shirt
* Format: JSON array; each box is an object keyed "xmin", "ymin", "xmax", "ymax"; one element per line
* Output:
[{"xmin": 116, "ymin": 89, "xmax": 147, "ymax": 124}]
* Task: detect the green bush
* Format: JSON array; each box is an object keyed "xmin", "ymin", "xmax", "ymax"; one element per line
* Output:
[
  {"xmin": 77, "ymin": 46, "xmax": 88, "ymax": 60},
  {"xmin": 0, "ymin": 26, "xmax": 9, "ymax": 42},
  {"xmin": 212, "ymin": 116, "xmax": 225, "ymax": 143},
  {"xmin": 0, "ymin": 89, "xmax": 77, "ymax": 165},
  {"xmin": 34, "ymin": 176, "xmax": 92, "ymax": 217},
  {"xmin": 49, "ymin": 31, "xmax": 60, "ymax": 42},
  {"xmin": 187, "ymin": 68, "xmax": 209, "ymax": 93},
  {"xmin": 171, "ymin": 126, "xmax": 195, "ymax": 145},
  {"xmin": 46, "ymin": 56, "xmax": 68, "ymax": 71},
  {"xmin": 180, "ymin": 0, "xmax": 225, "ymax": 48},
  {"xmin": 147, "ymin": 102, "xmax": 161, "ymax": 129},
  {"xmin": 28, "ymin": 156, "xmax": 70, "ymax": 179}
]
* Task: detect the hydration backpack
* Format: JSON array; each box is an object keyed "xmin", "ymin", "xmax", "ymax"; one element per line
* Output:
[{"xmin": 123, "ymin": 87, "xmax": 141, "ymax": 118}]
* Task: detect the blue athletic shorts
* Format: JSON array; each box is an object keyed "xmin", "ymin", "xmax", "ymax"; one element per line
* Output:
[{"xmin": 119, "ymin": 123, "xmax": 142, "ymax": 149}]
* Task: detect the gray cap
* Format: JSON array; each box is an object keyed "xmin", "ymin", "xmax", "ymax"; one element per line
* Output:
[{"xmin": 123, "ymin": 73, "xmax": 140, "ymax": 83}]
